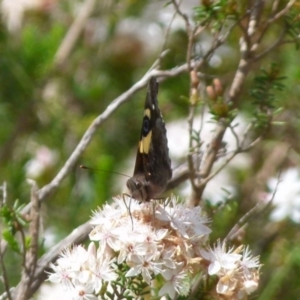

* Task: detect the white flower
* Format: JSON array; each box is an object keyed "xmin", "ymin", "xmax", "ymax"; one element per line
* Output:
[
  {"xmin": 89, "ymin": 223, "xmax": 120, "ymax": 251},
  {"xmin": 114, "ymin": 222, "xmax": 160, "ymax": 263},
  {"xmin": 48, "ymin": 261, "xmax": 73, "ymax": 287},
  {"xmin": 179, "ymin": 206, "xmax": 211, "ymax": 238},
  {"xmin": 49, "ymin": 243, "xmax": 118, "ymax": 297},
  {"xmin": 62, "ymin": 246, "xmax": 89, "ymax": 272},
  {"xmin": 240, "ymin": 246, "xmax": 260, "ymax": 278},
  {"xmin": 126, "ymin": 253, "xmax": 162, "ymax": 284},
  {"xmin": 156, "ymin": 197, "xmax": 211, "ymax": 239},
  {"xmin": 90, "ymin": 197, "xmax": 128, "ymax": 226},
  {"xmin": 243, "ymin": 279, "xmax": 258, "ymax": 294},
  {"xmin": 200, "ymin": 240, "xmax": 241, "ymax": 275},
  {"xmin": 216, "ymin": 270, "xmax": 237, "ymax": 295},
  {"xmin": 49, "ymin": 196, "xmax": 260, "ymax": 299},
  {"xmin": 88, "ymin": 247, "xmax": 118, "ymax": 293},
  {"xmin": 117, "ymin": 238, "xmax": 140, "ymax": 264},
  {"xmin": 159, "ymin": 263, "xmax": 190, "ymax": 298},
  {"xmin": 207, "ymin": 245, "xmax": 260, "ymax": 297},
  {"xmin": 48, "ymin": 246, "xmax": 90, "ymax": 286},
  {"xmin": 160, "ymin": 247, "xmax": 176, "ymax": 269},
  {"xmin": 70, "ymin": 283, "xmax": 97, "ymax": 300}
]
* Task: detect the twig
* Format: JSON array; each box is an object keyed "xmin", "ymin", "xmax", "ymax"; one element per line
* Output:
[
  {"xmin": 228, "ymin": 124, "xmax": 241, "ymax": 150},
  {"xmin": 248, "ymin": 0, "xmax": 264, "ymax": 37},
  {"xmin": 242, "ymin": 136, "xmax": 262, "ymax": 151},
  {"xmin": 229, "ymin": 122, "xmax": 262, "ymax": 152},
  {"xmin": 201, "ymin": 148, "xmax": 238, "ymax": 187},
  {"xmin": 225, "ymin": 169, "xmax": 282, "ymax": 242},
  {"xmin": 237, "ymin": 15, "xmax": 251, "ymax": 51},
  {"xmin": 0, "ymin": 289, "xmax": 14, "ymax": 300},
  {"xmin": 27, "ymin": 180, "xmax": 40, "ymax": 278},
  {"xmin": 239, "ymin": 122, "xmax": 254, "ymax": 149},
  {"xmin": 191, "ymin": 43, "xmax": 227, "ymax": 202},
  {"xmin": 171, "ymin": 0, "xmax": 189, "ymax": 27},
  {"xmin": 171, "ymin": 0, "xmax": 199, "ymax": 72},
  {"xmin": 158, "ymin": 5, "xmax": 177, "ymax": 66},
  {"xmin": 0, "ymin": 239, "xmax": 12, "ymax": 300},
  {"xmin": 267, "ymin": 0, "xmax": 296, "ymax": 25},
  {"xmin": 165, "ymin": 165, "xmax": 189, "ymax": 191},
  {"xmin": 146, "ymin": 50, "xmax": 170, "ymax": 73},
  {"xmin": 225, "ymin": 203, "xmax": 263, "ymax": 243},
  {"xmin": 15, "ymin": 180, "xmax": 40, "ymax": 300},
  {"xmin": 188, "ymin": 117, "xmax": 264, "ymax": 204},
  {"xmin": 256, "ymin": 0, "xmax": 295, "ymax": 45},
  {"xmin": 54, "ymin": 0, "xmax": 96, "ymax": 66},
  {"xmin": 187, "ymin": 118, "xmax": 228, "ymax": 207},
  {"xmin": 19, "ymin": 228, "xmax": 27, "ymax": 274},
  {"xmin": 0, "ymin": 183, "xmax": 12, "ymax": 300},
  {"xmin": 253, "ymin": 29, "xmax": 287, "ymax": 61},
  {"xmin": 0, "ymin": 182, "xmax": 7, "ymax": 205},
  {"xmin": 271, "ymin": 0, "xmax": 280, "ymax": 16},
  {"xmin": 181, "ymin": 11, "xmax": 247, "ymax": 205},
  {"xmin": 200, "ymin": 130, "xmax": 263, "ymax": 188}
]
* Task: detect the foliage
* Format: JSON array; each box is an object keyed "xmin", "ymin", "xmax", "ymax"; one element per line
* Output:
[
  {"xmin": 0, "ymin": 0, "xmax": 300, "ymax": 299},
  {"xmin": 250, "ymin": 64, "xmax": 285, "ymax": 131}
]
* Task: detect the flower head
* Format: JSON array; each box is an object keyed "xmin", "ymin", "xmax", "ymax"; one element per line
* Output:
[
  {"xmin": 49, "ymin": 196, "xmax": 260, "ymax": 299},
  {"xmin": 200, "ymin": 240, "xmax": 242, "ymax": 275},
  {"xmin": 200, "ymin": 241, "xmax": 260, "ymax": 298}
]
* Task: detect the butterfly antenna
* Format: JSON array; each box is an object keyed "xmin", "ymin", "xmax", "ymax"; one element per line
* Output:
[{"xmin": 80, "ymin": 165, "xmax": 131, "ymax": 178}]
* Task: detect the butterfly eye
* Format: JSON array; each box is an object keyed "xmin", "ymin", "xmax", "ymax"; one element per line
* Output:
[{"xmin": 142, "ymin": 117, "xmax": 150, "ymax": 135}]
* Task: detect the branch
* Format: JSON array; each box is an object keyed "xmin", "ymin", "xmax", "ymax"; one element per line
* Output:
[
  {"xmin": 11, "ymin": 222, "xmax": 92, "ymax": 299},
  {"xmin": 0, "ymin": 182, "xmax": 7, "ymax": 204},
  {"xmin": 171, "ymin": 0, "xmax": 194, "ymax": 71},
  {"xmin": 224, "ymin": 168, "xmax": 282, "ymax": 242},
  {"xmin": 267, "ymin": 0, "xmax": 296, "ymax": 25},
  {"xmin": 0, "ymin": 240, "xmax": 12, "ymax": 300},
  {"xmin": 256, "ymin": 0, "xmax": 295, "ymax": 46},
  {"xmin": 54, "ymin": 0, "xmax": 96, "ymax": 67},
  {"xmin": 15, "ymin": 180, "xmax": 40, "ymax": 300},
  {"xmin": 185, "ymin": 29, "xmax": 238, "ymax": 205},
  {"xmin": 187, "ymin": 119, "xmax": 228, "ymax": 207},
  {"xmin": 166, "ymin": 165, "xmax": 189, "ymax": 191},
  {"xmin": 253, "ymin": 28, "xmax": 287, "ymax": 61},
  {"xmin": 0, "ymin": 183, "xmax": 12, "ymax": 300},
  {"xmin": 247, "ymin": 0, "xmax": 265, "ymax": 37}
]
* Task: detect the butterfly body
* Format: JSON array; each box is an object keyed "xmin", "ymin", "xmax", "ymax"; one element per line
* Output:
[{"xmin": 126, "ymin": 77, "xmax": 172, "ymax": 202}]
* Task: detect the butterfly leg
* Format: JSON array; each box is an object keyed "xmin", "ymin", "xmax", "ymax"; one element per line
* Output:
[{"xmin": 122, "ymin": 193, "xmax": 134, "ymax": 230}]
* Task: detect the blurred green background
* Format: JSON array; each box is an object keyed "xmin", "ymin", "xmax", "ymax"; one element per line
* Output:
[{"xmin": 0, "ymin": 0, "xmax": 300, "ymax": 299}]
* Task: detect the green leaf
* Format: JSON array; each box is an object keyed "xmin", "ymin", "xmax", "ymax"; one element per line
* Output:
[{"xmin": 2, "ymin": 228, "xmax": 21, "ymax": 253}]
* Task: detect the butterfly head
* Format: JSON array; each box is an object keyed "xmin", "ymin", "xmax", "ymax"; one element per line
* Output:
[{"xmin": 126, "ymin": 174, "xmax": 149, "ymax": 202}]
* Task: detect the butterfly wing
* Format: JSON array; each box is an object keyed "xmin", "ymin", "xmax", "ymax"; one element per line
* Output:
[{"xmin": 127, "ymin": 77, "xmax": 172, "ymax": 201}]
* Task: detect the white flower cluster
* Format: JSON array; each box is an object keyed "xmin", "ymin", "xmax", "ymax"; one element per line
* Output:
[
  {"xmin": 200, "ymin": 242, "xmax": 260, "ymax": 299},
  {"xmin": 48, "ymin": 244, "xmax": 117, "ymax": 300},
  {"xmin": 48, "ymin": 196, "xmax": 260, "ymax": 299}
]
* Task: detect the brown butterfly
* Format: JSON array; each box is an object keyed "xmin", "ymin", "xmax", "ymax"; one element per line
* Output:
[{"xmin": 126, "ymin": 77, "xmax": 172, "ymax": 202}]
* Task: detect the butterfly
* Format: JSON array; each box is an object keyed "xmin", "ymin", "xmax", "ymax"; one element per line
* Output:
[{"xmin": 126, "ymin": 77, "xmax": 172, "ymax": 202}]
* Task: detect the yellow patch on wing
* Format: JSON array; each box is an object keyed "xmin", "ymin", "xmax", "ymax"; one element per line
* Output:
[
  {"xmin": 139, "ymin": 130, "xmax": 152, "ymax": 154},
  {"xmin": 144, "ymin": 108, "xmax": 151, "ymax": 117}
]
